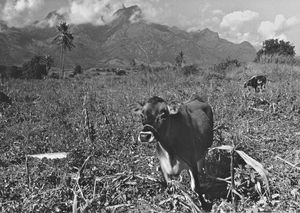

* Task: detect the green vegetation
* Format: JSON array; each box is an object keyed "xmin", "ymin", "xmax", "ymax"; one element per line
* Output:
[
  {"xmin": 255, "ymin": 39, "xmax": 296, "ymax": 64},
  {"xmin": 53, "ymin": 22, "xmax": 75, "ymax": 78},
  {"xmin": 175, "ymin": 51, "xmax": 185, "ymax": 68},
  {"xmin": 0, "ymin": 63, "xmax": 299, "ymax": 212}
]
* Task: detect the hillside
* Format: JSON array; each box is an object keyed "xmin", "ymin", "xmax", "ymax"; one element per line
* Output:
[{"xmin": 0, "ymin": 5, "xmax": 256, "ymax": 67}]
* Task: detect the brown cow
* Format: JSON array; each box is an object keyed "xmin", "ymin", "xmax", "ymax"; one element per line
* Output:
[{"xmin": 133, "ymin": 94, "xmax": 213, "ymax": 208}]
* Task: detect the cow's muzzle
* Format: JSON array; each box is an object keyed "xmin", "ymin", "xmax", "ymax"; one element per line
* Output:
[{"xmin": 138, "ymin": 131, "xmax": 155, "ymax": 143}]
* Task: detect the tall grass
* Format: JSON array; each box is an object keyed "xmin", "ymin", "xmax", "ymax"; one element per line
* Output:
[{"xmin": 0, "ymin": 63, "xmax": 299, "ymax": 212}]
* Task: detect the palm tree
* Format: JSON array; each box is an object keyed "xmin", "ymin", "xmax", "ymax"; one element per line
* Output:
[{"xmin": 53, "ymin": 22, "xmax": 75, "ymax": 78}]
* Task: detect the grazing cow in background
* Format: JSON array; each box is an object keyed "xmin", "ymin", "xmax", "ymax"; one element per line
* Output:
[
  {"xmin": 133, "ymin": 94, "xmax": 213, "ymax": 208},
  {"xmin": 115, "ymin": 69, "xmax": 126, "ymax": 76},
  {"xmin": 0, "ymin": 91, "xmax": 12, "ymax": 105},
  {"xmin": 244, "ymin": 75, "xmax": 267, "ymax": 92}
]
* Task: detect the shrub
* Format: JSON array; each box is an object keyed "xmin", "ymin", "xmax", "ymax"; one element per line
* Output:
[
  {"xmin": 255, "ymin": 39, "xmax": 296, "ymax": 64},
  {"xmin": 23, "ymin": 62, "xmax": 47, "ymax": 79},
  {"xmin": 73, "ymin": 65, "xmax": 82, "ymax": 75},
  {"xmin": 7, "ymin": 66, "xmax": 23, "ymax": 79},
  {"xmin": 214, "ymin": 59, "xmax": 241, "ymax": 73},
  {"xmin": 22, "ymin": 56, "xmax": 48, "ymax": 79},
  {"xmin": 49, "ymin": 73, "xmax": 60, "ymax": 79},
  {"xmin": 182, "ymin": 64, "xmax": 199, "ymax": 76}
]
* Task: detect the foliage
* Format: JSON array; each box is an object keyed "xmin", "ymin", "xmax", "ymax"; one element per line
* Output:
[
  {"xmin": 22, "ymin": 55, "xmax": 48, "ymax": 79},
  {"xmin": 214, "ymin": 58, "xmax": 241, "ymax": 73},
  {"xmin": 7, "ymin": 66, "xmax": 23, "ymax": 79},
  {"xmin": 73, "ymin": 65, "xmax": 82, "ymax": 75},
  {"xmin": 53, "ymin": 22, "xmax": 75, "ymax": 78},
  {"xmin": 175, "ymin": 51, "xmax": 185, "ymax": 67},
  {"xmin": 182, "ymin": 64, "xmax": 199, "ymax": 76},
  {"xmin": 255, "ymin": 39, "xmax": 296, "ymax": 63},
  {"xmin": 44, "ymin": 55, "xmax": 54, "ymax": 71}
]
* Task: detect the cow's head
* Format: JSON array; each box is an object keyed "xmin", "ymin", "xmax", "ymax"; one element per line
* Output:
[{"xmin": 133, "ymin": 96, "xmax": 177, "ymax": 143}]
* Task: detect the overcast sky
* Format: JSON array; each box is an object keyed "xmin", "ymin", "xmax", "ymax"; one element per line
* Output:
[{"xmin": 1, "ymin": 0, "xmax": 300, "ymax": 54}]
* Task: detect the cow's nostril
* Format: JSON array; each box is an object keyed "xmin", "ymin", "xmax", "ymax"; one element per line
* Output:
[
  {"xmin": 139, "ymin": 132, "xmax": 153, "ymax": 142},
  {"xmin": 146, "ymin": 134, "xmax": 151, "ymax": 140}
]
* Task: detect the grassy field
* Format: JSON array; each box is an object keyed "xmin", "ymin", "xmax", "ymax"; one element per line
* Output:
[{"xmin": 0, "ymin": 63, "xmax": 299, "ymax": 212}]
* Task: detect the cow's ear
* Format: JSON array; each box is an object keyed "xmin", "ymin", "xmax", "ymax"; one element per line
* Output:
[{"xmin": 132, "ymin": 102, "xmax": 144, "ymax": 115}]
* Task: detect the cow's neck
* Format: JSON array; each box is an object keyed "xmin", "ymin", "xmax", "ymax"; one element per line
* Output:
[{"xmin": 156, "ymin": 116, "xmax": 176, "ymax": 153}]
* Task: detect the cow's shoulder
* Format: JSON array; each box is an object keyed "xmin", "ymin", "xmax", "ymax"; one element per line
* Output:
[{"xmin": 182, "ymin": 96, "xmax": 212, "ymax": 120}]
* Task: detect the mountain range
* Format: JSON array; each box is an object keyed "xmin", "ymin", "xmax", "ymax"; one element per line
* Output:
[{"xmin": 0, "ymin": 5, "xmax": 257, "ymax": 68}]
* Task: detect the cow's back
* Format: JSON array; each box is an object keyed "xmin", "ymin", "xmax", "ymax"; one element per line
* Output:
[{"xmin": 183, "ymin": 98, "xmax": 213, "ymax": 148}]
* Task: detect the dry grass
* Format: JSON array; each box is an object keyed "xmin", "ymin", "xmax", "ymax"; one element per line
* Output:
[{"xmin": 0, "ymin": 63, "xmax": 299, "ymax": 212}]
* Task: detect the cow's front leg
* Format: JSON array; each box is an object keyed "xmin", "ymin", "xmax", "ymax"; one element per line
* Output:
[{"xmin": 157, "ymin": 165, "xmax": 170, "ymax": 187}]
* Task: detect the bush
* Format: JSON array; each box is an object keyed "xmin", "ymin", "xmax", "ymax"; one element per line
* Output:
[
  {"xmin": 49, "ymin": 73, "xmax": 60, "ymax": 79},
  {"xmin": 73, "ymin": 65, "xmax": 82, "ymax": 75},
  {"xmin": 23, "ymin": 62, "xmax": 47, "ymax": 79},
  {"xmin": 213, "ymin": 59, "xmax": 241, "ymax": 73},
  {"xmin": 255, "ymin": 39, "xmax": 296, "ymax": 63},
  {"xmin": 257, "ymin": 54, "xmax": 295, "ymax": 65},
  {"xmin": 8, "ymin": 66, "xmax": 23, "ymax": 79},
  {"xmin": 22, "ymin": 56, "xmax": 48, "ymax": 79},
  {"xmin": 182, "ymin": 64, "xmax": 199, "ymax": 76}
]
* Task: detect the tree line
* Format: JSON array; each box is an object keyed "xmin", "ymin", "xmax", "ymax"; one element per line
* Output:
[{"xmin": 255, "ymin": 38, "xmax": 296, "ymax": 63}]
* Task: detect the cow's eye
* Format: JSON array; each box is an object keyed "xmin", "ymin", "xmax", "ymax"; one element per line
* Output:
[
  {"xmin": 140, "ymin": 114, "xmax": 146, "ymax": 121},
  {"xmin": 156, "ymin": 111, "xmax": 167, "ymax": 122}
]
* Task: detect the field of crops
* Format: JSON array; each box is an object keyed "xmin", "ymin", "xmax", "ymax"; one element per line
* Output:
[{"xmin": 0, "ymin": 63, "xmax": 299, "ymax": 212}]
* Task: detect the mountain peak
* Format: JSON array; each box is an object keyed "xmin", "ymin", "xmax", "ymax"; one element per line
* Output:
[
  {"xmin": 45, "ymin": 10, "xmax": 65, "ymax": 21},
  {"xmin": 199, "ymin": 28, "xmax": 219, "ymax": 39},
  {"xmin": 33, "ymin": 10, "xmax": 66, "ymax": 28},
  {"xmin": 191, "ymin": 28, "xmax": 219, "ymax": 42},
  {"xmin": 240, "ymin": 41, "xmax": 253, "ymax": 47},
  {"xmin": 114, "ymin": 5, "xmax": 141, "ymax": 17},
  {"xmin": 112, "ymin": 5, "xmax": 143, "ymax": 25}
]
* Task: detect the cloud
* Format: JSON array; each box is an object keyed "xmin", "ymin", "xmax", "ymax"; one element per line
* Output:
[
  {"xmin": 258, "ymin": 14, "xmax": 300, "ymax": 40},
  {"xmin": 0, "ymin": 0, "xmax": 161, "ymax": 27},
  {"xmin": 68, "ymin": 0, "xmax": 111, "ymax": 25},
  {"xmin": 1, "ymin": 0, "xmax": 44, "ymax": 27},
  {"xmin": 220, "ymin": 10, "xmax": 259, "ymax": 31},
  {"xmin": 212, "ymin": 9, "xmax": 224, "ymax": 15},
  {"xmin": 184, "ymin": 7, "xmax": 224, "ymax": 32},
  {"xmin": 216, "ymin": 10, "xmax": 261, "ymax": 45},
  {"xmin": 123, "ymin": 0, "xmax": 162, "ymax": 23},
  {"xmin": 61, "ymin": 0, "xmax": 161, "ymax": 26}
]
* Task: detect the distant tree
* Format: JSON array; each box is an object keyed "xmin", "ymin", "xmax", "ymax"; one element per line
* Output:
[
  {"xmin": 53, "ymin": 22, "xmax": 75, "ymax": 78},
  {"xmin": 8, "ymin": 66, "xmax": 22, "ymax": 79},
  {"xmin": 22, "ymin": 55, "xmax": 48, "ymax": 79},
  {"xmin": 73, "ymin": 64, "xmax": 82, "ymax": 75},
  {"xmin": 182, "ymin": 64, "xmax": 198, "ymax": 76},
  {"xmin": 255, "ymin": 39, "xmax": 295, "ymax": 63},
  {"xmin": 44, "ymin": 55, "xmax": 54, "ymax": 72},
  {"xmin": 175, "ymin": 51, "xmax": 185, "ymax": 68},
  {"xmin": 214, "ymin": 58, "xmax": 241, "ymax": 72}
]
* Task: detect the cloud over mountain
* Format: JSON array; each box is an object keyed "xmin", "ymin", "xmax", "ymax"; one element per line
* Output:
[
  {"xmin": 220, "ymin": 10, "xmax": 259, "ymax": 31},
  {"xmin": 258, "ymin": 14, "xmax": 300, "ymax": 41},
  {"xmin": 0, "ymin": 0, "xmax": 44, "ymax": 27}
]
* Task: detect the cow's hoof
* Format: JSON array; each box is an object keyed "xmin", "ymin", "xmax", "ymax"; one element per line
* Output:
[{"xmin": 200, "ymin": 199, "xmax": 212, "ymax": 211}]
